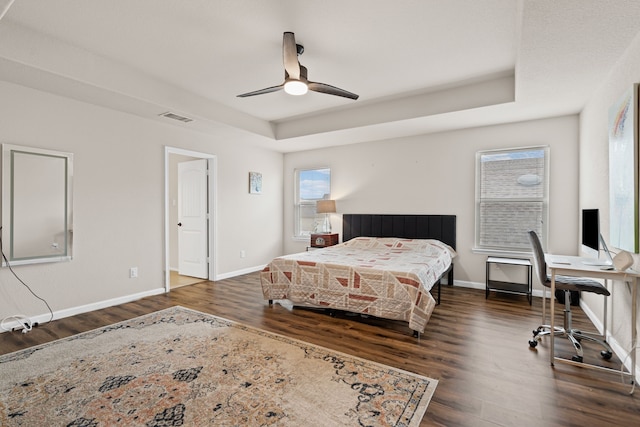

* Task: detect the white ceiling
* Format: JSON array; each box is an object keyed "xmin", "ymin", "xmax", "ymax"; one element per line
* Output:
[{"xmin": 1, "ymin": 0, "xmax": 640, "ymax": 152}]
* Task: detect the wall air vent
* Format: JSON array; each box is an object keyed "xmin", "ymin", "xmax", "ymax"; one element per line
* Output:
[{"xmin": 159, "ymin": 112, "xmax": 194, "ymax": 123}]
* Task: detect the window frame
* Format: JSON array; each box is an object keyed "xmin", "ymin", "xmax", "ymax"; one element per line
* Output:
[
  {"xmin": 294, "ymin": 167, "xmax": 331, "ymax": 239},
  {"xmin": 474, "ymin": 146, "xmax": 550, "ymax": 254}
]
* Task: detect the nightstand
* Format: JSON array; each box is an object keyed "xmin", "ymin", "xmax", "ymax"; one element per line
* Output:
[
  {"xmin": 486, "ymin": 257, "xmax": 532, "ymax": 304},
  {"xmin": 310, "ymin": 233, "xmax": 339, "ymax": 248}
]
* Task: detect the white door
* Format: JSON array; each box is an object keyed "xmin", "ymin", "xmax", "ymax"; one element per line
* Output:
[{"xmin": 178, "ymin": 159, "xmax": 208, "ymax": 278}]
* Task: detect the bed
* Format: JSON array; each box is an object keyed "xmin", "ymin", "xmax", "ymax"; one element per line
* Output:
[{"xmin": 260, "ymin": 214, "xmax": 456, "ymax": 334}]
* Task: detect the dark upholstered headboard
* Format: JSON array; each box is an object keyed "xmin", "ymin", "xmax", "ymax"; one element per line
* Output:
[{"xmin": 342, "ymin": 214, "xmax": 456, "ymax": 250}]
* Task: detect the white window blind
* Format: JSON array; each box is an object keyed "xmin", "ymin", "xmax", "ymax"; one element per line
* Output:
[
  {"xmin": 475, "ymin": 147, "xmax": 549, "ymax": 251},
  {"xmin": 294, "ymin": 167, "xmax": 331, "ymax": 238}
]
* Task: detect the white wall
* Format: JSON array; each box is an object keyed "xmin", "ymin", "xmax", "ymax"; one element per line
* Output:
[
  {"xmin": 284, "ymin": 115, "xmax": 580, "ymax": 290},
  {"xmin": 580, "ymin": 30, "xmax": 640, "ymax": 365},
  {"xmin": 0, "ymin": 81, "xmax": 283, "ymax": 323}
]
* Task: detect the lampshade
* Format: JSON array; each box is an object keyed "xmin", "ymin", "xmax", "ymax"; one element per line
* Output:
[{"xmin": 316, "ymin": 199, "xmax": 336, "ymax": 214}]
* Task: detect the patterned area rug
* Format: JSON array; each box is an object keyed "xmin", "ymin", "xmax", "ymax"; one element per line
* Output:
[{"xmin": 0, "ymin": 306, "xmax": 437, "ymax": 426}]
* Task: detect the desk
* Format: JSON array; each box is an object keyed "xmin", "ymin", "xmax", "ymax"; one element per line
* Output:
[{"xmin": 547, "ymin": 254, "xmax": 640, "ymax": 387}]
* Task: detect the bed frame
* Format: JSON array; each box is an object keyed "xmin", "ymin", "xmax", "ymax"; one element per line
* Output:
[{"xmin": 342, "ymin": 214, "xmax": 456, "ymax": 304}]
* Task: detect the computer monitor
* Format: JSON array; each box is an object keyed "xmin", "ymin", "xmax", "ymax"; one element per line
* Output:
[
  {"xmin": 582, "ymin": 209, "xmax": 600, "ymax": 258},
  {"xmin": 581, "ymin": 208, "xmax": 613, "ymax": 265}
]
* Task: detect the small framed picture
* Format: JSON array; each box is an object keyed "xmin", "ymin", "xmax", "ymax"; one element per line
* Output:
[{"xmin": 249, "ymin": 171, "xmax": 262, "ymax": 194}]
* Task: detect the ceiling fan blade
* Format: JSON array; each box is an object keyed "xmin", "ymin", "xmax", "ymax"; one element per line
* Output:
[
  {"xmin": 236, "ymin": 84, "xmax": 283, "ymax": 98},
  {"xmin": 283, "ymin": 32, "xmax": 300, "ymax": 80},
  {"xmin": 308, "ymin": 81, "xmax": 359, "ymax": 100}
]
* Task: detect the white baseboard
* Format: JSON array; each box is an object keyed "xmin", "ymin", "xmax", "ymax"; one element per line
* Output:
[
  {"xmin": 580, "ymin": 299, "xmax": 605, "ymax": 335},
  {"xmin": 452, "ymin": 280, "xmax": 484, "ymax": 290},
  {"xmin": 580, "ymin": 299, "xmax": 639, "ymax": 384},
  {"xmin": 215, "ymin": 265, "xmax": 266, "ymax": 280},
  {"xmin": 453, "ymin": 280, "xmax": 550, "ymax": 299},
  {"xmin": 0, "ymin": 287, "xmax": 166, "ymax": 334},
  {"xmin": 3, "ymin": 266, "xmax": 264, "ymax": 333}
]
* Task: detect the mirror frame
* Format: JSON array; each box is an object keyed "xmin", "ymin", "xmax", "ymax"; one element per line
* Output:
[{"xmin": 1, "ymin": 143, "xmax": 73, "ymax": 266}]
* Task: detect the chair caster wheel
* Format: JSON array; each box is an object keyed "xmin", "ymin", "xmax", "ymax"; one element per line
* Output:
[
  {"xmin": 529, "ymin": 339, "xmax": 538, "ymax": 348},
  {"xmin": 601, "ymin": 350, "xmax": 612, "ymax": 360},
  {"xmin": 571, "ymin": 355, "xmax": 583, "ymax": 363},
  {"xmin": 532, "ymin": 329, "xmax": 540, "ymax": 337}
]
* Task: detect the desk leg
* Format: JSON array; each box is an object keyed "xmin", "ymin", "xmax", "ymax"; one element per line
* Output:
[
  {"xmin": 550, "ymin": 272, "xmax": 556, "ymax": 366},
  {"xmin": 633, "ymin": 278, "xmax": 637, "ymax": 386},
  {"xmin": 604, "ymin": 279, "xmax": 608, "ymax": 342}
]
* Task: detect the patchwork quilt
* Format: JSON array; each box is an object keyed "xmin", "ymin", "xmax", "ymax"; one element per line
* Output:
[{"xmin": 260, "ymin": 237, "xmax": 456, "ymax": 333}]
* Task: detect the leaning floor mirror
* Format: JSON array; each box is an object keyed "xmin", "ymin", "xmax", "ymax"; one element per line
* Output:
[{"xmin": 1, "ymin": 144, "xmax": 73, "ymax": 265}]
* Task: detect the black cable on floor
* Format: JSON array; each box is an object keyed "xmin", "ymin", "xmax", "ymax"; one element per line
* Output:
[{"xmin": 0, "ymin": 227, "xmax": 54, "ymax": 325}]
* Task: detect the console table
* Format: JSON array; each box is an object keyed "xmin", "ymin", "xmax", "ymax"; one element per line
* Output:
[{"xmin": 486, "ymin": 257, "xmax": 532, "ymax": 304}]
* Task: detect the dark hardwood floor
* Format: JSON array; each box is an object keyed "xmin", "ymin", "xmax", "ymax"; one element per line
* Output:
[{"xmin": 2, "ymin": 272, "xmax": 639, "ymax": 426}]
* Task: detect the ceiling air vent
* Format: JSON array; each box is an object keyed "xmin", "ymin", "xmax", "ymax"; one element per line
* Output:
[{"xmin": 159, "ymin": 112, "xmax": 194, "ymax": 123}]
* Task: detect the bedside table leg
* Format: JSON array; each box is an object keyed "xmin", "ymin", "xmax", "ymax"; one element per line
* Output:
[{"xmin": 485, "ymin": 261, "xmax": 489, "ymax": 299}]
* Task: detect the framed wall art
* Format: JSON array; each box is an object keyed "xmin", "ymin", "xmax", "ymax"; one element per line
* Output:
[
  {"xmin": 249, "ymin": 171, "xmax": 262, "ymax": 194},
  {"xmin": 608, "ymin": 83, "xmax": 639, "ymax": 253}
]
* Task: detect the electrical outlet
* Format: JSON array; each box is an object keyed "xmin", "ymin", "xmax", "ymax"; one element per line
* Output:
[
  {"xmin": 240, "ymin": 250, "xmax": 246, "ymax": 258},
  {"xmin": 129, "ymin": 267, "xmax": 138, "ymax": 278}
]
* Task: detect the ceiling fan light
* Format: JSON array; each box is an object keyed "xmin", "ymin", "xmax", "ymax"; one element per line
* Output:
[{"xmin": 284, "ymin": 80, "xmax": 308, "ymax": 95}]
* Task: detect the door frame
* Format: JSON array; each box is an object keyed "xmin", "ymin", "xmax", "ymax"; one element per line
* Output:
[{"xmin": 164, "ymin": 146, "xmax": 217, "ymax": 292}]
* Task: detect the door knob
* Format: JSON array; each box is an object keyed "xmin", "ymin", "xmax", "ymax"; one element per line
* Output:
[{"xmin": 177, "ymin": 222, "xmax": 182, "ymax": 227}]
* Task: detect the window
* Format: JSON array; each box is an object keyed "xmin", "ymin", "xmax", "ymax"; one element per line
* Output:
[
  {"xmin": 475, "ymin": 146, "xmax": 549, "ymax": 252},
  {"xmin": 294, "ymin": 167, "xmax": 331, "ymax": 238}
]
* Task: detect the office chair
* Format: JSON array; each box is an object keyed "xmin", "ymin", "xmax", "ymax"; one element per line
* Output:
[{"xmin": 527, "ymin": 231, "xmax": 613, "ymax": 363}]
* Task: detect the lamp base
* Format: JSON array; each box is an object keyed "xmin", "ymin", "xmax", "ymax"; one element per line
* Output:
[{"xmin": 320, "ymin": 214, "xmax": 332, "ymax": 233}]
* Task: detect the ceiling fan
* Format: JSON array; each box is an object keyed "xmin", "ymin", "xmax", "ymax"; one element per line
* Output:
[{"xmin": 237, "ymin": 32, "xmax": 359, "ymax": 100}]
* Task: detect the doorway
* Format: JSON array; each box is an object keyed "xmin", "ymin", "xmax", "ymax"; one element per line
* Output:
[{"xmin": 164, "ymin": 147, "xmax": 217, "ymax": 291}]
